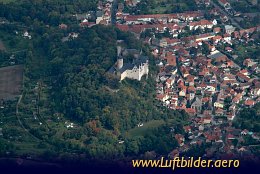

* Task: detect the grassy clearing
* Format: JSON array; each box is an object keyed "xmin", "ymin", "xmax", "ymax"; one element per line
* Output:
[
  {"xmin": 126, "ymin": 118, "xmax": 189, "ymax": 137},
  {"xmin": 127, "ymin": 119, "xmax": 165, "ymax": 137}
]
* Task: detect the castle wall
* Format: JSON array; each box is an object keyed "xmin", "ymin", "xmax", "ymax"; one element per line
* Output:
[{"xmin": 121, "ymin": 62, "xmax": 149, "ymax": 81}]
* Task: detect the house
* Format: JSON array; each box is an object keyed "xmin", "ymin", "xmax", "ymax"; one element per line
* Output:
[
  {"xmin": 23, "ymin": 31, "xmax": 32, "ymax": 39},
  {"xmin": 210, "ymin": 8, "xmax": 220, "ymax": 16},
  {"xmin": 251, "ymin": 87, "xmax": 260, "ymax": 96},
  {"xmin": 249, "ymin": 0, "xmax": 258, "ymax": 5},
  {"xmin": 59, "ymin": 23, "xmax": 68, "ymax": 30},
  {"xmin": 157, "ymin": 94, "xmax": 169, "ymax": 102},
  {"xmin": 189, "ymin": 20, "xmax": 213, "ymax": 30},
  {"xmin": 218, "ymin": 0, "xmax": 231, "ymax": 9},
  {"xmin": 191, "ymin": 97, "xmax": 202, "ymax": 113},
  {"xmin": 236, "ymin": 72, "xmax": 250, "ymax": 83},
  {"xmin": 220, "ymin": 15, "xmax": 229, "ymax": 22},
  {"xmin": 76, "ymin": 13, "xmax": 93, "ymax": 21},
  {"xmin": 158, "ymin": 38, "xmax": 168, "ymax": 47},
  {"xmin": 186, "ymin": 75, "xmax": 195, "ymax": 86},
  {"xmin": 244, "ymin": 100, "xmax": 255, "ymax": 107},
  {"xmin": 165, "ymin": 52, "xmax": 177, "ymax": 66},
  {"xmin": 215, "ymin": 108, "xmax": 224, "ymax": 116},
  {"xmin": 225, "ymin": 47, "xmax": 233, "ymax": 52},
  {"xmin": 183, "ymin": 126, "xmax": 192, "ymax": 133},
  {"xmin": 223, "ymin": 33, "xmax": 231, "ymax": 43},
  {"xmin": 166, "ymin": 78, "xmax": 174, "ymax": 88},
  {"xmin": 125, "ymin": 0, "xmax": 141, "ymax": 7},
  {"xmin": 195, "ymin": 33, "xmax": 215, "ymax": 42},
  {"xmin": 208, "ymin": 50, "xmax": 228, "ymax": 62},
  {"xmin": 227, "ymin": 134, "xmax": 235, "ymax": 140},
  {"xmin": 165, "ymin": 38, "xmax": 181, "ymax": 46},
  {"xmin": 214, "ymin": 101, "xmax": 224, "ymax": 109},
  {"xmin": 232, "ymin": 93, "xmax": 242, "ymax": 104},
  {"xmin": 185, "ymin": 108, "xmax": 196, "ymax": 116},
  {"xmin": 240, "ymin": 69, "xmax": 250, "ymax": 76},
  {"xmin": 179, "ymin": 86, "xmax": 187, "ymax": 97},
  {"xmin": 203, "ymin": 116, "xmax": 212, "ymax": 124},
  {"xmin": 68, "ymin": 32, "xmax": 79, "ymax": 39},
  {"xmin": 175, "ymin": 134, "xmax": 185, "ymax": 146},
  {"xmin": 206, "ymin": 84, "xmax": 216, "ymax": 92},
  {"xmin": 96, "ymin": 11, "xmax": 104, "ymax": 24},
  {"xmin": 243, "ymin": 58, "xmax": 257, "ymax": 67},
  {"xmin": 214, "ymin": 27, "xmax": 221, "ymax": 34},
  {"xmin": 241, "ymin": 129, "xmax": 249, "ymax": 136},
  {"xmin": 225, "ymin": 25, "xmax": 236, "ymax": 35},
  {"xmin": 212, "ymin": 35, "xmax": 222, "ymax": 44}
]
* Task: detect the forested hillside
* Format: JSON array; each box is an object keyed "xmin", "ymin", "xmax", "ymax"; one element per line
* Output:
[
  {"xmin": 26, "ymin": 24, "xmax": 188, "ymax": 159},
  {"xmin": 0, "ymin": 0, "xmax": 188, "ymax": 161}
]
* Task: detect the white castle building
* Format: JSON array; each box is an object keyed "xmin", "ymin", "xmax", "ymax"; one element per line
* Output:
[{"xmin": 108, "ymin": 46, "xmax": 149, "ymax": 81}]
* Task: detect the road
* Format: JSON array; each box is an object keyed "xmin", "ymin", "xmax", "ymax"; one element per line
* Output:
[
  {"xmin": 210, "ymin": 0, "xmax": 242, "ymax": 30},
  {"xmin": 111, "ymin": 0, "xmax": 118, "ymax": 25}
]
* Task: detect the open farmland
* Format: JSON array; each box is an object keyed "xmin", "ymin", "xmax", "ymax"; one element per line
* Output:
[{"xmin": 0, "ymin": 65, "xmax": 23, "ymax": 100}]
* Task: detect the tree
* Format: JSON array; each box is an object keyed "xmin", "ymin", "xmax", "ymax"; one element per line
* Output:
[
  {"xmin": 224, "ymin": 96, "xmax": 232, "ymax": 111},
  {"xmin": 201, "ymin": 42, "xmax": 210, "ymax": 55}
]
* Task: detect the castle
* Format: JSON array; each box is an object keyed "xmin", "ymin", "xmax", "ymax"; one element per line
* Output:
[{"xmin": 108, "ymin": 46, "xmax": 149, "ymax": 81}]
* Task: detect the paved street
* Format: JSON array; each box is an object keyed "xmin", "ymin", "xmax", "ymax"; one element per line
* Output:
[{"xmin": 210, "ymin": 0, "xmax": 243, "ymax": 30}]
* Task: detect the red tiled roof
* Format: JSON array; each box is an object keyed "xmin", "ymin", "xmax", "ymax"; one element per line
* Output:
[
  {"xmin": 244, "ymin": 100, "xmax": 255, "ymax": 106},
  {"xmin": 219, "ymin": 0, "xmax": 228, "ymax": 5},
  {"xmin": 165, "ymin": 53, "xmax": 177, "ymax": 66},
  {"xmin": 214, "ymin": 27, "xmax": 221, "ymax": 33},
  {"xmin": 236, "ymin": 72, "xmax": 250, "ymax": 82},
  {"xmin": 225, "ymin": 47, "xmax": 233, "ymax": 51},
  {"xmin": 189, "ymin": 19, "xmax": 213, "ymax": 27},
  {"xmin": 185, "ymin": 108, "xmax": 196, "ymax": 114},
  {"xmin": 202, "ymin": 97, "xmax": 210, "ymax": 103}
]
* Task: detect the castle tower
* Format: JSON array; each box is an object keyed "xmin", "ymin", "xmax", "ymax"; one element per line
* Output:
[
  {"xmin": 117, "ymin": 46, "xmax": 123, "ymax": 69},
  {"xmin": 117, "ymin": 46, "xmax": 122, "ymax": 57}
]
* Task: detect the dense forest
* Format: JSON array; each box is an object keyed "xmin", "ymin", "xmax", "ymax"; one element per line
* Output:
[
  {"xmin": 123, "ymin": 0, "xmax": 198, "ymax": 14},
  {"xmin": 0, "ymin": 0, "xmax": 98, "ymax": 25},
  {"xmin": 29, "ymin": 24, "xmax": 188, "ymax": 159}
]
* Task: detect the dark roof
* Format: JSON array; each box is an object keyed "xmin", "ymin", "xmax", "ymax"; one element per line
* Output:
[
  {"xmin": 133, "ymin": 56, "xmax": 148, "ymax": 66},
  {"xmin": 108, "ymin": 66, "xmax": 117, "ymax": 74},
  {"xmin": 96, "ymin": 11, "xmax": 104, "ymax": 17},
  {"xmin": 108, "ymin": 56, "xmax": 148, "ymax": 74},
  {"xmin": 108, "ymin": 62, "xmax": 135, "ymax": 74},
  {"xmin": 208, "ymin": 52, "xmax": 225, "ymax": 59},
  {"xmin": 119, "ymin": 63, "xmax": 134, "ymax": 73}
]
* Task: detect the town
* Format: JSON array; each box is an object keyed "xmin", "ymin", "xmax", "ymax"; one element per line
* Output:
[{"xmin": 79, "ymin": 0, "xmax": 260, "ymax": 160}]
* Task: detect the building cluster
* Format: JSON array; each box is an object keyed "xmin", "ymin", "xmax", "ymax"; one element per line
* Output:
[
  {"xmin": 172, "ymin": 123, "xmax": 259, "ymax": 160},
  {"xmin": 75, "ymin": 0, "xmax": 114, "ymax": 27},
  {"xmin": 114, "ymin": 0, "xmax": 260, "ymax": 158}
]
